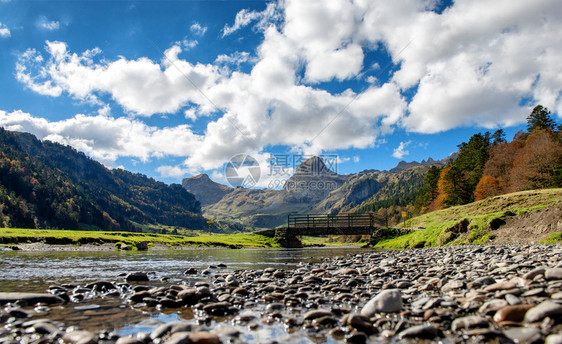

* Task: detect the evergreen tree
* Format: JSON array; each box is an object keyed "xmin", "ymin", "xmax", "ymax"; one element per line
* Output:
[{"xmin": 527, "ymin": 105, "xmax": 557, "ymax": 132}]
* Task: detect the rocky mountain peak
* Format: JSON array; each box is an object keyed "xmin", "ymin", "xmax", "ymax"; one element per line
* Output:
[{"xmin": 294, "ymin": 156, "xmax": 337, "ymax": 177}]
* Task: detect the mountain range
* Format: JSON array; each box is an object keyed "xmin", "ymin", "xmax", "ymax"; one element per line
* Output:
[
  {"xmin": 0, "ymin": 128, "xmax": 206, "ymax": 231},
  {"xmin": 183, "ymin": 156, "xmax": 448, "ymax": 229}
]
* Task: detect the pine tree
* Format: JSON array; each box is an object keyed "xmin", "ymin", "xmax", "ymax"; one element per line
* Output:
[{"xmin": 527, "ymin": 105, "xmax": 557, "ymax": 132}]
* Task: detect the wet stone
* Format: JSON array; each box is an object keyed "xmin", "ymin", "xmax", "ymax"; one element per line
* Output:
[
  {"xmin": 398, "ymin": 325, "xmax": 440, "ymax": 339},
  {"xmin": 125, "ymin": 272, "xmax": 149, "ymax": 282},
  {"xmin": 62, "ymin": 330, "xmax": 97, "ymax": 344},
  {"xmin": 503, "ymin": 326, "xmax": 542, "ymax": 343},
  {"xmin": 493, "ymin": 304, "xmax": 535, "ymax": 323}
]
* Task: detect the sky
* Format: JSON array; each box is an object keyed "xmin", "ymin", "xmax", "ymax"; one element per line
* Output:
[{"xmin": 0, "ymin": 0, "xmax": 561, "ymax": 188}]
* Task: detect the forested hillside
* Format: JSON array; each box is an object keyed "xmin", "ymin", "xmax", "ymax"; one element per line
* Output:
[
  {"xmin": 415, "ymin": 105, "xmax": 562, "ymax": 213},
  {"xmin": 0, "ymin": 128, "xmax": 206, "ymax": 231}
]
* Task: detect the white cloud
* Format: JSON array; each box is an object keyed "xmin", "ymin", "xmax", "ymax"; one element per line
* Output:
[
  {"xmin": 392, "ymin": 141, "xmax": 412, "ymax": 159},
  {"xmin": 157, "ymin": 165, "xmax": 191, "ymax": 179},
  {"xmin": 222, "ymin": 2, "xmax": 280, "ymax": 37},
  {"xmin": 11, "ymin": 0, "xmax": 562, "ymax": 175},
  {"xmin": 0, "ymin": 110, "xmax": 202, "ymax": 166},
  {"xmin": 0, "ymin": 22, "xmax": 10, "ymax": 37},
  {"xmin": 190, "ymin": 22, "xmax": 207, "ymax": 36},
  {"xmin": 353, "ymin": 156, "xmax": 360, "ymax": 163},
  {"xmin": 38, "ymin": 16, "xmax": 60, "ymax": 31}
]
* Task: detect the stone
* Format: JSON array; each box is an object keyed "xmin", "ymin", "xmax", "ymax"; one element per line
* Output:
[
  {"xmin": 0, "ymin": 292, "xmax": 65, "ymax": 306},
  {"xmin": 361, "ymin": 289, "xmax": 402, "ymax": 316},
  {"xmin": 451, "ymin": 316, "xmax": 489, "ymax": 332},
  {"xmin": 150, "ymin": 321, "xmax": 196, "ymax": 340},
  {"xmin": 135, "ymin": 241, "xmax": 148, "ymax": 251},
  {"xmin": 225, "ymin": 275, "xmax": 240, "ymax": 287},
  {"xmin": 62, "ymin": 330, "xmax": 97, "ymax": 344},
  {"xmin": 398, "ymin": 325, "xmax": 439, "ymax": 339},
  {"xmin": 188, "ymin": 332, "xmax": 221, "ymax": 344},
  {"xmin": 484, "ymin": 281, "xmax": 516, "ymax": 292},
  {"xmin": 125, "ymin": 272, "xmax": 149, "ymax": 282},
  {"xmin": 546, "ymin": 334, "xmax": 562, "ymax": 344},
  {"xmin": 304, "ymin": 309, "xmax": 333, "ymax": 321},
  {"xmin": 503, "ymin": 327, "xmax": 541, "ymax": 343},
  {"xmin": 493, "ymin": 304, "xmax": 535, "ymax": 323},
  {"xmin": 523, "ymin": 267, "xmax": 546, "ymax": 280},
  {"xmin": 342, "ymin": 314, "xmax": 376, "ymax": 334},
  {"xmin": 505, "ymin": 294, "xmax": 521, "ymax": 305},
  {"xmin": 478, "ymin": 299, "xmax": 508, "ymax": 315},
  {"xmin": 162, "ymin": 332, "xmax": 191, "ymax": 344},
  {"xmin": 524, "ymin": 301, "xmax": 562, "ymax": 323},
  {"xmin": 184, "ymin": 268, "xmax": 197, "ymax": 275},
  {"xmin": 115, "ymin": 337, "xmax": 143, "ymax": 344},
  {"xmin": 545, "ymin": 268, "xmax": 562, "ymax": 280}
]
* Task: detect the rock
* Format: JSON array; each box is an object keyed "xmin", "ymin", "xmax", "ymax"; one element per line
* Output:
[
  {"xmin": 493, "ymin": 304, "xmax": 535, "ymax": 323},
  {"xmin": 523, "ymin": 267, "xmax": 546, "ymax": 280},
  {"xmin": 119, "ymin": 243, "xmax": 132, "ymax": 251},
  {"xmin": 115, "ymin": 337, "xmax": 143, "ymax": 344},
  {"xmin": 484, "ymin": 281, "xmax": 516, "ymax": 292},
  {"xmin": 524, "ymin": 300, "xmax": 562, "ymax": 323},
  {"xmin": 225, "ymin": 275, "xmax": 239, "ymax": 287},
  {"xmin": 0, "ymin": 292, "xmax": 65, "ymax": 306},
  {"xmin": 162, "ymin": 332, "xmax": 191, "ymax": 344},
  {"xmin": 188, "ymin": 332, "xmax": 222, "ymax": 344},
  {"xmin": 505, "ymin": 294, "xmax": 521, "ymax": 305},
  {"xmin": 125, "ymin": 272, "xmax": 149, "ymax": 282},
  {"xmin": 503, "ymin": 327, "xmax": 541, "ymax": 343},
  {"xmin": 342, "ymin": 314, "xmax": 376, "ymax": 334},
  {"xmin": 545, "ymin": 268, "xmax": 562, "ymax": 280},
  {"xmin": 184, "ymin": 268, "xmax": 198, "ymax": 275},
  {"xmin": 202, "ymin": 302, "xmax": 233, "ymax": 316},
  {"xmin": 136, "ymin": 241, "xmax": 149, "ymax": 251},
  {"xmin": 150, "ymin": 322, "xmax": 196, "ymax": 340},
  {"xmin": 62, "ymin": 330, "xmax": 97, "ymax": 344},
  {"xmin": 304, "ymin": 309, "xmax": 333, "ymax": 321},
  {"xmin": 451, "ymin": 316, "xmax": 489, "ymax": 332},
  {"xmin": 346, "ymin": 331, "xmax": 368, "ymax": 344},
  {"xmin": 546, "ymin": 334, "xmax": 562, "ymax": 344},
  {"xmin": 361, "ymin": 289, "xmax": 402, "ymax": 316},
  {"xmin": 399, "ymin": 325, "xmax": 439, "ymax": 339},
  {"xmin": 478, "ymin": 299, "xmax": 508, "ymax": 315}
]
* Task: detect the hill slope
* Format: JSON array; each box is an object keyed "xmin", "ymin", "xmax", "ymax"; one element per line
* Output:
[
  {"xmin": 377, "ymin": 188, "xmax": 562, "ymax": 248},
  {"xmin": 0, "ymin": 128, "xmax": 206, "ymax": 231}
]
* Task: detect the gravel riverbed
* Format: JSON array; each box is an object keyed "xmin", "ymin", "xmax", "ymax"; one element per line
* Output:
[{"xmin": 1, "ymin": 244, "xmax": 562, "ymax": 344}]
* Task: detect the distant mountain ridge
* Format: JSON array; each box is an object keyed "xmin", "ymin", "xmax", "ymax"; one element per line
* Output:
[
  {"xmin": 0, "ymin": 128, "xmax": 206, "ymax": 231},
  {"xmin": 183, "ymin": 156, "xmax": 447, "ymax": 229}
]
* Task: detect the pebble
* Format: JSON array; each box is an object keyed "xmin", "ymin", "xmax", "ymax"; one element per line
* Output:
[
  {"xmin": 3, "ymin": 244, "xmax": 562, "ymax": 344},
  {"xmin": 361, "ymin": 289, "xmax": 402, "ymax": 316},
  {"xmin": 524, "ymin": 300, "xmax": 562, "ymax": 323}
]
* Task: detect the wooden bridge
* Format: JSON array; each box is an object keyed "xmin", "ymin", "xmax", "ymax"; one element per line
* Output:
[{"xmin": 264, "ymin": 213, "xmax": 410, "ymax": 248}]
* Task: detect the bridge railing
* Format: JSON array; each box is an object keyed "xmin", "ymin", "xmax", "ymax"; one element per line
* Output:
[{"xmin": 287, "ymin": 213, "xmax": 384, "ymax": 229}]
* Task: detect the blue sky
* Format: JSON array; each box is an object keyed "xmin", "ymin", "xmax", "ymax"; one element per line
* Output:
[{"xmin": 0, "ymin": 0, "xmax": 560, "ymax": 188}]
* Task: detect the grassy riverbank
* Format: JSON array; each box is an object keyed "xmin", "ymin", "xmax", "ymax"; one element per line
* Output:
[
  {"xmin": 376, "ymin": 188, "xmax": 562, "ymax": 249},
  {"xmin": 0, "ymin": 228, "xmax": 281, "ymax": 249}
]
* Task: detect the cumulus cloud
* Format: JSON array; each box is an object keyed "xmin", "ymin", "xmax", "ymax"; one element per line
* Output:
[
  {"xmin": 0, "ymin": 110, "xmax": 202, "ymax": 166},
  {"xmin": 12, "ymin": 0, "xmax": 562, "ymax": 176},
  {"xmin": 190, "ymin": 22, "xmax": 207, "ymax": 36},
  {"xmin": 38, "ymin": 16, "xmax": 60, "ymax": 31},
  {"xmin": 392, "ymin": 141, "xmax": 412, "ymax": 159},
  {"xmin": 0, "ymin": 22, "xmax": 10, "ymax": 37},
  {"xmin": 222, "ymin": 2, "xmax": 280, "ymax": 36}
]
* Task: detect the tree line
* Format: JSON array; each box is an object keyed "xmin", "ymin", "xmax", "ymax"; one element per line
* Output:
[{"xmin": 415, "ymin": 105, "xmax": 561, "ymax": 212}]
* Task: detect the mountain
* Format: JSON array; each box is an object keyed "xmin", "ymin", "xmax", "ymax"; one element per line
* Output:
[
  {"xmin": 0, "ymin": 128, "xmax": 206, "ymax": 231},
  {"xmin": 183, "ymin": 156, "xmax": 444, "ymax": 229},
  {"xmin": 390, "ymin": 158, "xmax": 445, "ymax": 173},
  {"xmin": 182, "ymin": 173, "xmax": 232, "ymax": 206}
]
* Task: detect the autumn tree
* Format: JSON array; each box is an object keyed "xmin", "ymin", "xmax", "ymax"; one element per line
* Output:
[{"xmin": 510, "ymin": 130, "xmax": 562, "ymax": 190}]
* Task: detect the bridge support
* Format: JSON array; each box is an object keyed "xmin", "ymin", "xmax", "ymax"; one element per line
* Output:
[{"xmin": 274, "ymin": 228, "xmax": 302, "ymax": 248}]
